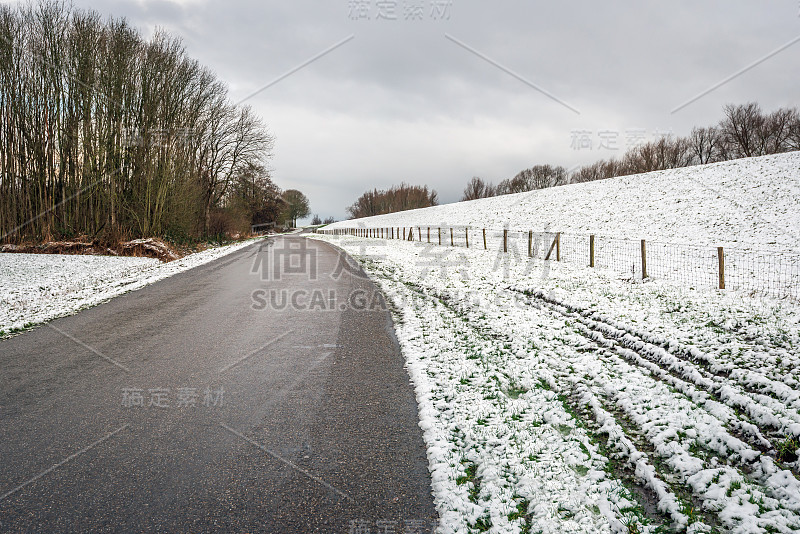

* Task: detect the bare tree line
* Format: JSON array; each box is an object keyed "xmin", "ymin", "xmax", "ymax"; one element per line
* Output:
[
  {"xmin": 347, "ymin": 183, "xmax": 438, "ymax": 219},
  {"xmin": 462, "ymin": 103, "xmax": 800, "ymax": 200},
  {"xmin": 0, "ymin": 1, "xmax": 278, "ymax": 243}
]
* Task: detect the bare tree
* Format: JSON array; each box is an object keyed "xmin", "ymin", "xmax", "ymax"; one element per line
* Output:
[
  {"xmin": 689, "ymin": 127, "xmax": 721, "ymax": 164},
  {"xmin": 461, "ymin": 176, "xmax": 496, "ymax": 201},
  {"xmin": 763, "ymin": 107, "xmax": 798, "ymax": 154},
  {"xmin": 0, "ymin": 0, "xmax": 275, "ymax": 242},
  {"xmin": 790, "ymin": 114, "xmax": 800, "ymax": 151},
  {"xmin": 497, "ymin": 165, "xmax": 567, "ymax": 194},
  {"xmin": 720, "ymin": 103, "xmax": 765, "ymax": 158},
  {"xmin": 347, "ymin": 183, "xmax": 438, "ymax": 219}
]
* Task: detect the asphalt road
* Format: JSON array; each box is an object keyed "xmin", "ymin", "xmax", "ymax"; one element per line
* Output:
[{"xmin": 0, "ymin": 236, "xmax": 437, "ymax": 533}]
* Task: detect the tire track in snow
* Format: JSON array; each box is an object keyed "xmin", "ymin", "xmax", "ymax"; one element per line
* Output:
[{"xmin": 518, "ymin": 289, "xmax": 800, "ymax": 454}]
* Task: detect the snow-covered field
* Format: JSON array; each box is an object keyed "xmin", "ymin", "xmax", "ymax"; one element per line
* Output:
[
  {"xmin": 0, "ymin": 239, "xmax": 260, "ymax": 336},
  {"xmin": 323, "ymin": 152, "xmax": 800, "ymax": 254},
  {"xmin": 312, "ymin": 230, "xmax": 800, "ymax": 532},
  {"xmin": 316, "ymin": 154, "xmax": 800, "ymax": 532}
]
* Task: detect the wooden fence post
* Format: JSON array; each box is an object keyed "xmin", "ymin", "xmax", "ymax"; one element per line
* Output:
[
  {"xmin": 556, "ymin": 232, "xmax": 561, "ymax": 261},
  {"xmin": 483, "ymin": 229, "xmax": 487, "ymax": 250},
  {"xmin": 450, "ymin": 227, "xmax": 454, "ymax": 246},
  {"xmin": 465, "ymin": 228, "xmax": 469, "ymax": 248},
  {"xmin": 438, "ymin": 228, "xmax": 442, "ymax": 245},
  {"xmin": 528, "ymin": 230, "xmax": 533, "ymax": 257},
  {"xmin": 641, "ymin": 239, "xmax": 647, "ymax": 279},
  {"xmin": 427, "ymin": 227, "xmax": 430, "ymax": 243},
  {"xmin": 418, "ymin": 227, "xmax": 422, "ymax": 241},
  {"xmin": 589, "ymin": 235, "xmax": 595, "ymax": 267},
  {"xmin": 718, "ymin": 247, "xmax": 725, "ymax": 290},
  {"xmin": 545, "ymin": 234, "xmax": 556, "ymax": 260},
  {"xmin": 503, "ymin": 229, "xmax": 508, "ymax": 253}
]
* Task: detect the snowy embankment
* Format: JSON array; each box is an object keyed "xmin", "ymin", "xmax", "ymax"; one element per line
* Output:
[
  {"xmin": 0, "ymin": 239, "xmax": 260, "ymax": 336},
  {"xmin": 325, "ymin": 152, "xmax": 800, "ymax": 254},
  {"xmin": 311, "ymin": 232, "xmax": 800, "ymax": 533}
]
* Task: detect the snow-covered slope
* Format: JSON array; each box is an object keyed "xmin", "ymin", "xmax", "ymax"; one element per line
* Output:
[{"xmin": 328, "ymin": 152, "xmax": 800, "ymax": 253}]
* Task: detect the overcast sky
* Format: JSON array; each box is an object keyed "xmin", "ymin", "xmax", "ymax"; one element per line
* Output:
[{"xmin": 20, "ymin": 1, "xmax": 800, "ymax": 220}]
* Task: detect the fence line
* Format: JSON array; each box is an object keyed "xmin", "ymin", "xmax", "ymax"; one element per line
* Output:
[{"xmin": 317, "ymin": 225, "xmax": 800, "ymax": 301}]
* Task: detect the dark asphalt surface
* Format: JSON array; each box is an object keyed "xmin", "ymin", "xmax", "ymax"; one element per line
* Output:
[{"xmin": 0, "ymin": 236, "xmax": 437, "ymax": 533}]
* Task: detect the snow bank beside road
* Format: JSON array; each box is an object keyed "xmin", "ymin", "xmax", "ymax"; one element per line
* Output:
[{"xmin": 0, "ymin": 239, "xmax": 260, "ymax": 336}]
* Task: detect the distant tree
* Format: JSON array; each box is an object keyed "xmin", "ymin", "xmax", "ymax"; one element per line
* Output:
[
  {"xmin": 310, "ymin": 214, "xmax": 322, "ymax": 225},
  {"xmin": 568, "ymin": 103, "xmax": 799, "ymax": 187},
  {"xmin": 323, "ymin": 216, "xmax": 336, "ymax": 224},
  {"xmin": 461, "ymin": 177, "xmax": 496, "ymax": 201},
  {"xmin": 689, "ymin": 127, "xmax": 721, "ymax": 164},
  {"xmin": 790, "ymin": 115, "xmax": 800, "ymax": 151},
  {"xmin": 720, "ymin": 103, "xmax": 765, "ymax": 158},
  {"xmin": 228, "ymin": 162, "xmax": 283, "ymax": 226},
  {"xmin": 496, "ymin": 165, "xmax": 567, "ymax": 194},
  {"xmin": 621, "ymin": 136, "xmax": 694, "ymax": 174},
  {"xmin": 282, "ymin": 190, "xmax": 310, "ymax": 227},
  {"xmin": 763, "ymin": 107, "xmax": 798, "ymax": 154},
  {"xmin": 571, "ymin": 158, "xmax": 625, "ymax": 183},
  {"xmin": 347, "ymin": 183, "xmax": 438, "ymax": 219}
]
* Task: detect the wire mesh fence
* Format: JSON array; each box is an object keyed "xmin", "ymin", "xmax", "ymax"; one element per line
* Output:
[{"xmin": 318, "ymin": 225, "xmax": 800, "ymax": 301}]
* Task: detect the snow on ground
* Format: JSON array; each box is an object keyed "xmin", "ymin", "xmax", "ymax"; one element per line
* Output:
[
  {"xmin": 0, "ymin": 239, "xmax": 260, "ymax": 336},
  {"xmin": 312, "ymin": 233, "xmax": 800, "ymax": 534},
  {"xmin": 324, "ymin": 152, "xmax": 800, "ymax": 254}
]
